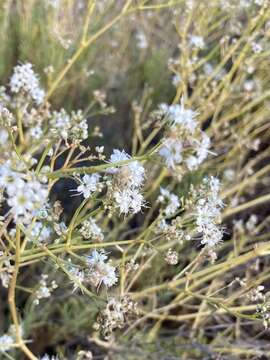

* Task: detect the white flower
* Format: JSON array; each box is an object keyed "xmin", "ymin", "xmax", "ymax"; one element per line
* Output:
[
  {"xmin": 77, "ymin": 174, "xmax": 100, "ymax": 198},
  {"xmin": 69, "ymin": 110, "xmax": 88, "ymax": 144},
  {"xmin": 195, "ymin": 177, "xmax": 224, "ymax": 247},
  {"xmin": 186, "ymin": 133, "xmax": 211, "ymax": 170},
  {"xmin": 69, "ymin": 267, "xmax": 85, "ymax": 292},
  {"xmin": 158, "ymin": 187, "xmax": 180, "ymax": 216},
  {"xmin": 107, "ymin": 149, "xmax": 146, "ymax": 214},
  {"xmin": 196, "ymin": 133, "xmax": 211, "ymax": 162},
  {"xmin": 86, "ymin": 250, "xmax": 117, "ymax": 288},
  {"xmin": 80, "ymin": 218, "xmax": 104, "ymax": 240},
  {"xmin": 0, "ymin": 334, "xmax": 13, "ymax": 352},
  {"xmin": 244, "ymin": 80, "xmax": 255, "ymax": 92},
  {"xmin": 0, "ymin": 164, "xmax": 24, "ymax": 194},
  {"xmin": 165, "ymin": 248, "xmax": 179, "ymax": 265},
  {"xmin": 246, "ymin": 214, "xmax": 258, "ymax": 232},
  {"xmin": 189, "ymin": 35, "xmax": 205, "ymax": 49},
  {"xmin": 9, "ymin": 63, "xmax": 45, "ymax": 104},
  {"xmin": 113, "ymin": 188, "xmax": 144, "ymax": 215},
  {"xmin": 127, "ymin": 161, "xmax": 145, "ymax": 188},
  {"xmin": 135, "ymin": 30, "xmax": 148, "ymax": 49},
  {"xmin": 0, "ymin": 165, "xmax": 48, "ymax": 224},
  {"xmin": 29, "ymin": 125, "xmax": 43, "ymax": 140},
  {"xmin": 7, "ymin": 178, "xmax": 48, "ymax": 224},
  {"xmin": 50, "ymin": 108, "xmax": 89, "ymax": 144},
  {"xmin": 108, "ymin": 149, "xmax": 145, "ymax": 188},
  {"xmin": 252, "ymin": 42, "xmax": 262, "ymax": 54},
  {"xmin": 160, "ymin": 99, "xmax": 198, "ymax": 133},
  {"xmin": 50, "ymin": 109, "xmax": 71, "ymax": 141},
  {"xmin": 159, "ymin": 138, "xmax": 182, "ymax": 169},
  {"xmin": 7, "ymin": 190, "xmax": 35, "ymax": 215},
  {"xmin": 33, "ymin": 274, "xmax": 58, "ymax": 305},
  {"xmin": 87, "ymin": 249, "xmax": 107, "ymax": 264},
  {"xmin": 109, "ymin": 149, "xmax": 129, "ymax": 165}
]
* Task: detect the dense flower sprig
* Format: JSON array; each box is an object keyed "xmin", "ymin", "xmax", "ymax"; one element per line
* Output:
[
  {"xmin": 0, "ymin": 60, "xmax": 228, "ymax": 356},
  {"xmin": 159, "ymin": 98, "xmax": 211, "ymax": 171}
]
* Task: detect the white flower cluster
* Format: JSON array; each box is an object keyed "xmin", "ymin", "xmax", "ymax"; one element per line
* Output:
[
  {"xmin": 86, "ymin": 249, "xmax": 117, "ymax": 288},
  {"xmin": 50, "ymin": 109, "xmax": 88, "ymax": 144},
  {"xmin": 9, "ymin": 63, "xmax": 45, "ymax": 104},
  {"xmin": 76, "ymin": 174, "xmax": 101, "ymax": 199},
  {"xmin": 107, "ymin": 149, "xmax": 145, "ymax": 215},
  {"xmin": 158, "ymin": 187, "xmax": 180, "ymax": 216},
  {"xmin": 248, "ymin": 285, "xmax": 265, "ymax": 302},
  {"xmin": 33, "ymin": 274, "xmax": 58, "ymax": 305},
  {"xmin": 0, "ymin": 334, "xmax": 13, "ymax": 352},
  {"xmin": 0, "ymin": 163, "xmax": 48, "ymax": 224},
  {"xmin": 165, "ymin": 248, "xmax": 179, "ymax": 265},
  {"xmin": 80, "ymin": 218, "xmax": 104, "ymax": 241},
  {"xmin": 195, "ymin": 176, "xmax": 224, "ymax": 247},
  {"xmin": 0, "ymin": 325, "xmax": 21, "ymax": 353},
  {"xmin": 95, "ymin": 296, "xmax": 137, "ymax": 339},
  {"xmin": 159, "ymin": 138, "xmax": 183, "ymax": 169},
  {"xmin": 159, "ymin": 99, "xmax": 211, "ymax": 170},
  {"xmin": 69, "ymin": 266, "xmax": 85, "ymax": 292}
]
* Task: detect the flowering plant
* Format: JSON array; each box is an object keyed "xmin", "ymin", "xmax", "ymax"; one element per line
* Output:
[{"xmin": 0, "ymin": 1, "xmax": 270, "ymax": 359}]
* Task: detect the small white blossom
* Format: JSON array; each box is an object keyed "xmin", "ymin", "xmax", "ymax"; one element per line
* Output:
[
  {"xmin": 246, "ymin": 214, "xmax": 258, "ymax": 233},
  {"xmin": 0, "ymin": 334, "xmax": 13, "ymax": 352},
  {"xmin": 159, "ymin": 100, "xmax": 198, "ymax": 133},
  {"xmin": 108, "ymin": 149, "xmax": 145, "ymax": 214},
  {"xmin": 135, "ymin": 30, "xmax": 148, "ymax": 49},
  {"xmin": 195, "ymin": 177, "xmax": 224, "ymax": 247},
  {"xmin": 113, "ymin": 188, "xmax": 144, "ymax": 215},
  {"xmin": 86, "ymin": 250, "xmax": 117, "ymax": 288},
  {"xmin": 189, "ymin": 35, "xmax": 205, "ymax": 49},
  {"xmin": 77, "ymin": 174, "xmax": 101, "ymax": 198},
  {"xmin": 165, "ymin": 248, "xmax": 179, "ymax": 265},
  {"xmin": 95, "ymin": 296, "xmax": 137, "ymax": 339},
  {"xmin": 159, "ymin": 138, "xmax": 182, "ymax": 169},
  {"xmin": 158, "ymin": 187, "xmax": 180, "ymax": 216},
  {"xmin": 70, "ymin": 268, "xmax": 85, "ymax": 292},
  {"xmin": 80, "ymin": 218, "xmax": 104, "ymax": 240},
  {"xmin": 252, "ymin": 42, "xmax": 263, "ymax": 54},
  {"xmin": 9, "ymin": 63, "xmax": 45, "ymax": 104},
  {"xmin": 50, "ymin": 109, "xmax": 71, "ymax": 140},
  {"xmin": 186, "ymin": 133, "xmax": 211, "ymax": 170},
  {"xmin": 0, "ymin": 165, "xmax": 48, "ymax": 224},
  {"xmin": 108, "ymin": 149, "xmax": 145, "ymax": 188},
  {"xmin": 107, "ymin": 149, "xmax": 145, "ymax": 187},
  {"xmin": 33, "ymin": 274, "xmax": 58, "ymax": 305}
]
